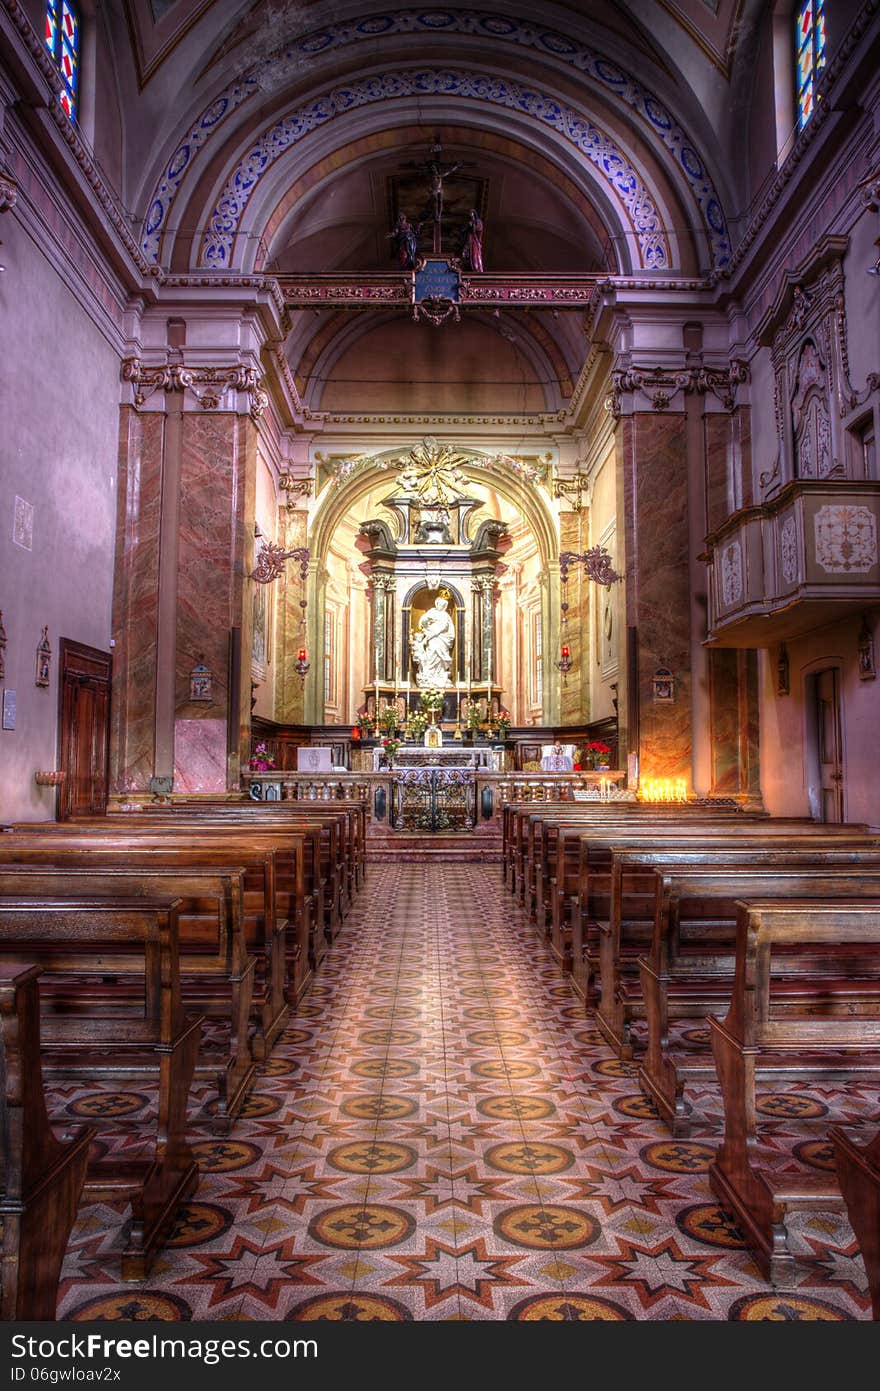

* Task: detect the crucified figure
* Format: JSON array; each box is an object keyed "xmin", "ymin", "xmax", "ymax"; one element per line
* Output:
[{"xmin": 428, "ymin": 155, "xmax": 461, "ymax": 224}]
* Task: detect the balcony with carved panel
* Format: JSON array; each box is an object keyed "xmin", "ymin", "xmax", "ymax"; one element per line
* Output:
[{"xmin": 704, "ymin": 480, "xmax": 880, "ymax": 647}]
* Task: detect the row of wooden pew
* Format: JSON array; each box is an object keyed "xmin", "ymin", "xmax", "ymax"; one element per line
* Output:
[
  {"xmin": 0, "ymin": 797, "xmax": 366, "ymax": 1320},
  {"xmin": 502, "ymin": 797, "xmax": 880, "ymax": 1311}
]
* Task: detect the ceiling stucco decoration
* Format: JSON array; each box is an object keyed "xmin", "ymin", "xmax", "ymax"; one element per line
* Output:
[
  {"xmin": 140, "ymin": 7, "xmax": 729, "ymax": 270},
  {"xmin": 309, "ymin": 441, "xmax": 558, "ymax": 566},
  {"xmin": 197, "ymin": 67, "xmax": 669, "ymax": 271}
]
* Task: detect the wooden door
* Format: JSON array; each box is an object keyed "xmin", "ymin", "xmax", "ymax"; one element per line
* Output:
[
  {"xmin": 58, "ymin": 640, "xmax": 111, "ymax": 820},
  {"xmin": 815, "ymin": 666, "xmax": 844, "ymax": 823}
]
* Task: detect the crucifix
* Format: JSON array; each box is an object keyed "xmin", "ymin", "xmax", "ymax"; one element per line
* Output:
[
  {"xmin": 426, "ymin": 145, "xmax": 460, "ymax": 253},
  {"xmin": 398, "ymin": 140, "xmax": 476, "ymax": 256}
]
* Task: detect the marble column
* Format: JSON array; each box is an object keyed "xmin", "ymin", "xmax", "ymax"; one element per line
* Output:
[
  {"xmin": 110, "ymin": 405, "xmax": 164, "ymax": 791},
  {"xmin": 111, "ymin": 396, "xmax": 258, "ymax": 794},
  {"xmin": 368, "ymin": 573, "xmax": 395, "ymax": 687}
]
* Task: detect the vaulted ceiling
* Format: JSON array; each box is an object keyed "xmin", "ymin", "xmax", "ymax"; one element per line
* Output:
[{"xmin": 111, "ymin": 0, "xmax": 766, "ymax": 413}]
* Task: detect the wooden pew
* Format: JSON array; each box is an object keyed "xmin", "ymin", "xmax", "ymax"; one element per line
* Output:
[
  {"xmin": 96, "ymin": 808, "xmax": 348, "ymax": 964},
  {"xmin": 0, "ymin": 830, "xmax": 296, "ymax": 1054},
  {"xmin": 0, "ymin": 865, "xmax": 257, "ymax": 1133},
  {"xmin": 829, "ymin": 1124, "xmax": 880, "ymax": 1319},
  {"xmin": 708, "ymin": 898, "xmax": 880, "ymax": 1285},
  {"xmin": 0, "ymin": 896, "xmax": 202, "ymax": 1280},
  {"xmin": 541, "ymin": 807, "xmax": 759, "ymax": 961},
  {"xmin": 583, "ymin": 824, "xmax": 879, "ymax": 1053},
  {"xmin": 0, "ymin": 963, "xmax": 94, "ymax": 1320},
  {"xmin": 629, "ymin": 856, "xmax": 880, "ymax": 1132},
  {"xmin": 111, "ymin": 799, "xmax": 364, "ymax": 913}
]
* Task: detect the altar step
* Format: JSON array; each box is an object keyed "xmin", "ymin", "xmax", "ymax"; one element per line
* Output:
[{"xmin": 366, "ymin": 829, "xmax": 502, "ymax": 862}]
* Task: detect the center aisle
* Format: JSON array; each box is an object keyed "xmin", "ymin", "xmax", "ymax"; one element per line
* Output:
[{"xmin": 57, "ymin": 864, "xmax": 868, "ymax": 1321}]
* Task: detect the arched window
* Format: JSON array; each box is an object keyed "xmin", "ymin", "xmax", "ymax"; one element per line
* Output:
[
  {"xmin": 795, "ymin": 0, "xmax": 826, "ymax": 130},
  {"xmin": 44, "ymin": 0, "xmax": 80, "ymax": 122}
]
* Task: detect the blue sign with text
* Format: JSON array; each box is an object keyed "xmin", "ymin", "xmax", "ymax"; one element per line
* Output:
[{"xmin": 414, "ymin": 258, "xmax": 460, "ymax": 303}]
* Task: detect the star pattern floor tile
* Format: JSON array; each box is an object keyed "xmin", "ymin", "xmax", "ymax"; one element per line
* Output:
[{"xmin": 54, "ymin": 863, "xmax": 874, "ymax": 1322}]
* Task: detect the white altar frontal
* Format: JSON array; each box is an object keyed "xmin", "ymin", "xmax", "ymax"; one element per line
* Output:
[{"xmin": 372, "ymin": 745, "xmax": 503, "ymax": 770}]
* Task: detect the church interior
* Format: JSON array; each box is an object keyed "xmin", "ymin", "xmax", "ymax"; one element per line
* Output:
[{"xmin": 1, "ymin": 0, "xmax": 880, "ymax": 1326}]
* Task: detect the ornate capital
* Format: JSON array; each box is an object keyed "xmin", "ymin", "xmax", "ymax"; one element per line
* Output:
[
  {"xmin": 606, "ymin": 358, "xmax": 749, "ymax": 417},
  {"xmin": 0, "ymin": 174, "xmax": 18, "ymax": 214},
  {"xmin": 553, "ymin": 472, "xmax": 591, "ymax": 511},
  {"xmin": 121, "ymin": 357, "xmax": 268, "ymax": 421}
]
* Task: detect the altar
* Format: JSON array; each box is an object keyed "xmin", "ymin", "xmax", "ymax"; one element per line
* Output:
[{"xmin": 376, "ymin": 744, "xmax": 501, "ymax": 770}]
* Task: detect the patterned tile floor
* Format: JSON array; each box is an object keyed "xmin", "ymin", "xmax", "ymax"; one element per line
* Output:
[{"xmin": 55, "ymin": 864, "xmax": 875, "ymax": 1321}]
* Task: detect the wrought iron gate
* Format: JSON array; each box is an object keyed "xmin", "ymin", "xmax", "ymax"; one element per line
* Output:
[{"xmin": 392, "ymin": 767, "xmax": 476, "ymax": 831}]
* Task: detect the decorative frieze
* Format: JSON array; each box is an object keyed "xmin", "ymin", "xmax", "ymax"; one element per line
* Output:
[{"xmin": 120, "ymin": 358, "xmax": 268, "ymax": 421}]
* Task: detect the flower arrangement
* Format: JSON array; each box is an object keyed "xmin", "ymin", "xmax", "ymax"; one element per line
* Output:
[
  {"xmin": 248, "ymin": 741, "xmax": 276, "ymax": 771},
  {"xmin": 463, "ymin": 697, "xmax": 483, "ymax": 730},
  {"xmin": 377, "ymin": 700, "xmax": 399, "ymax": 733},
  {"xmin": 495, "ymin": 715, "xmax": 510, "ymax": 739},
  {"xmin": 583, "ymin": 740, "xmax": 611, "ymax": 768},
  {"xmin": 406, "ymin": 708, "xmax": 428, "ymax": 740},
  {"xmin": 380, "ymin": 734, "xmax": 400, "ymax": 764},
  {"xmin": 419, "ymin": 688, "xmax": 444, "ymax": 717}
]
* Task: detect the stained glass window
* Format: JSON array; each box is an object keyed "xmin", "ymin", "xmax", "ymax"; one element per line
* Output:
[
  {"xmin": 795, "ymin": 0, "xmax": 826, "ymax": 130},
  {"xmin": 44, "ymin": 0, "xmax": 80, "ymax": 122}
]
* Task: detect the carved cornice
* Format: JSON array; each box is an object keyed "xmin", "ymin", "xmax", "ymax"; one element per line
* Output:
[
  {"xmin": 605, "ymin": 359, "xmax": 749, "ymax": 418},
  {"xmin": 121, "ymin": 357, "xmax": 268, "ymax": 421},
  {"xmin": 159, "ymin": 273, "xmax": 290, "ymax": 328},
  {"xmin": 318, "ymin": 411, "xmax": 564, "ymax": 428}
]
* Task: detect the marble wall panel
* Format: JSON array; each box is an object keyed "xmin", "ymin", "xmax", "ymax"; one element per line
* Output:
[
  {"xmin": 709, "ymin": 647, "xmax": 740, "ymax": 793},
  {"xmin": 110, "ymin": 407, "xmax": 164, "ymax": 792},
  {"xmin": 705, "ymin": 414, "xmax": 730, "ymax": 537},
  {"xmin": 734, "ymin": 406, "xmax": 752, "ymax": 509},
  {"xmin": 235, "ymin": 417, "xmax": 259, "ymax": 776},
  {"xmin": 559, "ymin": 510, "xmax": 588, "ymax": 726},
  {"xmin": 173, "ymin": 718, "xmax": 227, "ymax": 793},
  {"xmin": 630, "ymin": 413, "xmax": 693, "ymax": 783}
]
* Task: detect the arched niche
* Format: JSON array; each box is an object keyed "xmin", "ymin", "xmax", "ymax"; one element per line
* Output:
[{"xmin": 402, "ymin": 581, "xmax": 467, "ymax": 686}]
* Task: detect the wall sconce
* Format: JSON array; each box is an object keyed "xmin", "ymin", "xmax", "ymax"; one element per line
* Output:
[
  {"xmin": 294, "ymin": 647, "xmax": 310, "ymax": 685},
  {"xmin": 250, "ymin": 527, "xmax": 310, "ymax": 587},
  {"xmin": 559, "ymin": 548, "xmax": 623, "ymax": 589},
  {"xmin": 250, "ymin": 525, "xmax": 310, "ymax": 630}
]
